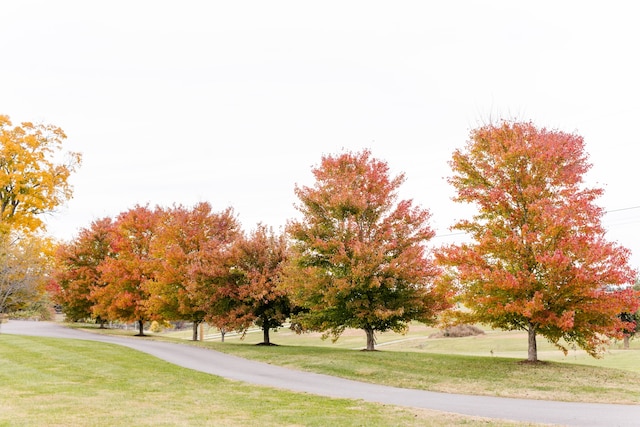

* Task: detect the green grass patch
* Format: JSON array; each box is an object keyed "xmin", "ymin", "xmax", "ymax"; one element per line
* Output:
[
  {"xmin": 0, "ymin": 334, "xmax": 526, "ymax": 427},
  {"xmin": 200, "ymin": 342, "xmax": 640, "ymax": 404},
  {"xmin": 74, "ymin": 322, "xmax": 640, "ymax": 404}
]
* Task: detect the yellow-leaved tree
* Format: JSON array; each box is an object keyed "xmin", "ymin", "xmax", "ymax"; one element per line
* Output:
[
  {"xmin": 0, "ymin": 115, "xmax": 81, "ymax": 234},
  {"xmin": 0, "ymin": 233, "xmax": 55, "ymax": 320}
]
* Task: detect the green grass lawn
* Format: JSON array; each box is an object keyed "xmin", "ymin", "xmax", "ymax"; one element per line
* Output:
[
  {"xmin": 0, "ymin": 334, "xmax": 530, "ymax": 427},
  {"xmin": 200, "ymin": 341, "xmax": 640, "ymax": 404},
  {"xmin": 79, "ymin": 322, "xmax": 640, "ymax": 405},
  {"xmin": 172, "ymin": 321, "xmax": 640, "ymax": 374}
]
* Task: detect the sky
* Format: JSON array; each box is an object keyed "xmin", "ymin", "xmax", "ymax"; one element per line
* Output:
[{"xmin": 2, "ymin": 1, "xmax": 640, "ymax": 267}]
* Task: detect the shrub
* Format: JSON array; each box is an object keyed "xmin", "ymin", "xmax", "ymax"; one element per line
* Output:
[
  {"xmin": 429, "ymin": 324, "xmax": 484, "ymax": 338},
  {"xmin": 149, "ymin": 320, "xmax": 172, "ymax": 333}
]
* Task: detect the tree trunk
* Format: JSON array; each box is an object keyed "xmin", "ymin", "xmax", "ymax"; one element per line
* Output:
[
  {"xmin": 192, "ymin": 321, "xmax": 199, "ymax": 341},
  {"xmin": 365, "ymin": 326, "xmax": 376, "ymax": 351},
  {"xmin": 624, "ymin": 334, "xmax": 630, "ymax": 350},
  {"xmin": 261, "ymin": 315, "xmax": 271, "ymax": 345},
  {"xmin": 527, "ymin": 323, "xmax": 538, "ymax": 362},
  {"xmin": 263, "ymin": 325, "xmax": 270, "ymax": 345},
  {"xmin": 137, "ymin": 319, "xmax": 145, "ymax": 336},
  {"xmin": 220, "ymin": 328, "xmax": 226, "ymax": 342}
]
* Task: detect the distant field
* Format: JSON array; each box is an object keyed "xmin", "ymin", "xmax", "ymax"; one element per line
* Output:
[{"xmin": 163, "ymin": 322, "xmax": 640, "ymax": 374}]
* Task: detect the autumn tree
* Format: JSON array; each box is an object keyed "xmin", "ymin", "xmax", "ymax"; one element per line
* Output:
[
  {"xmin": 0, "ymin": 115, "xmax": 81, "ymax": 234},
  {"xmin": 226, "ymin": 224, "xmax": 291, "ymax": 345},
  {"xmin": 286, "ymin": 149, "xmax": 449, "ymax": 350},
  {"xmin": 619, "ymin": 279, "xmax": 640, "ymax": 349},
  {"xmin": 146, "ymin": 202, "xmax": 239, "ymax": 340},
  {"xmin": 185, "ymin": 209, "xmax": 242, "ymax": 337},
  {"xmin": 52, "ymin": 217, "xmax": 114, "ymax": 324},
  {"xmin": 437, "ymin": 121, "xmax": 638, "ymax": 362},
  {"xmin": 619, "ymin": 310, "xmax": 640, "ymax": 349},
  {"xmin": 92, "ymin": 205, "xmax": 160, "ymax": 336},
  {"xmin": 0, "ymin": 234, "xmax": 53, "ymax": 322}
]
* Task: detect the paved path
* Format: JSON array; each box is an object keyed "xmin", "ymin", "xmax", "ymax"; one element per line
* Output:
[{"xmin": 2, "ymin": 320, "xmax": 639, "ymax": 426}]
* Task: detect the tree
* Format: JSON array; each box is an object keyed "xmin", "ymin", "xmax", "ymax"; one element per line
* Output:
[
  {"xmin": 93, "ymin": 206, "xmax": 160, "ymax": 336},
  {"xmin": 619, "ymin": 279, "xmax": 640, "ymax": 349},
  {"xmin": 437, "ymin": 120, "xmax": 638, "ymax": 362},
  {"xmin": 146, "ymin": 203, "xmax": 239, "ymax": 340},
  {"xmin": 0, "ymin": 234, "xmax": 53, "ymax": 322},
  {"xmin": 52, "ymin": 217, "xmax": 114, "ymax": 323},
  {"xmin": 286, "ymin": 149, "xmax": 450, "ymax": 350},
  {"xmin": 227, "ymin": 224, "xmax": 291, "ymax": 345},
  {"xmin": 0, "ymin": 115, "xmax": 81, "ymax": 234},
  {"xmin": 186, "ymin": 210, "xmax": 242, "ymax": 337},
  {"xmin": 619, "ymin": 310, "xmax": 640, "ymax": 349}
]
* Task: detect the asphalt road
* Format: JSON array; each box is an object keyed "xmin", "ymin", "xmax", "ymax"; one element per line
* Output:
[{"xmin": 3, "ymin": 320, "xmax": 639, "ymax": 426}]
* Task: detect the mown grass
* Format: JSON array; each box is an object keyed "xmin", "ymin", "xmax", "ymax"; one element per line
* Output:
[
  {"xmin": 0, "ymin": 334, "xmax": 528, "ymax": 427},
  {"xmin": 166, "ymin": 321, "xmax": 640, "ymax": 371},
  {"xmin": 200, "ymin": 342, "xmax": 640, "ymax": 404},
  {"xmin": 78, "ymin": 322, "xmax": 640, "ymax": 405}
]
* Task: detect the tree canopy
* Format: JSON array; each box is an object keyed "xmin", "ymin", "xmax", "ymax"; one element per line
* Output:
[
  {"xmin": 227, "ymin": 224, "xmax": 291, "ymax": 345},
  {"xmin": 0, "ymin": 234, "xmax": 53, "ymax": 318},
  {"xmin": 146, "ymin": 202, "xmax": 240, "ymax": 340},
  {"xmin": 0, "ymin": 115, "xmax": 81, "ymax": 234},
  {"xmin": 437, "ymin": 121, "xmax": 638, "ymax": 361},
  {"xmin": 287, "ymin": 149, "xmax": 450, "ymax": 350},
  {"xmin": 0, "ymin": 114, "xmax": 80, "ymax": 322},
  {"xmin": 53, "ymin": 217, "xmax": 114, "ymax": 323},
  {"xmin": 92, "ymin": 205, "xmax": 160, "ymax": 336}
]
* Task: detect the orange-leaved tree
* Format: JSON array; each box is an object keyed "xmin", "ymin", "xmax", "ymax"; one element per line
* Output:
[
  {"xmin": 93, "ymin": 205, "xmax": 161, "ymax": 336},
  {"xmin": 0, "ymin": 115, "xmax": 81, "ymax": 234},
  {"xmin": 227, "ymin": 224, "xmax": 291, "ymax": 345},
  {"xmin": 437, "ymin": 120, "xmax": 638, "ymax": 362},
  {"xmin": 146, "ymin": 202, "xmax": 239, "ymax": 340},
  {"xmin": 52, "ymin": 217, "xmax": 115, "ymax": 324},
  {"xmin": 287, "ymin": 149, "xmax": 450, "ymax": 350},
  {"xmin": 181, "ymin": 206, "xmax": 241, "ymax": 338}
]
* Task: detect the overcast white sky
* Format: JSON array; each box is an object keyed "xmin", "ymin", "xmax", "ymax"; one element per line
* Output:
[{"xmin": 2, "ymin": 1, "xmax": 640, "ymax": 267}]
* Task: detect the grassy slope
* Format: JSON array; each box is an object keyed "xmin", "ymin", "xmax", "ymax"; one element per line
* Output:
[
  {"xmin": 0, "ymin": 334, "xmax": 529, "ymax": 427},
  {"xmin": 158, "ymin": 323, "xmax": 640, "ymax": 404},
  {"xmin": 201, "ymin": 342, "xmax": 640, "ymax": 404}
]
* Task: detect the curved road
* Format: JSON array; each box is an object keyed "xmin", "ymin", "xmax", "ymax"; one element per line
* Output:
[{"xmin": 2, "ymin": 320, "xmax": 638, "ymax": 426}]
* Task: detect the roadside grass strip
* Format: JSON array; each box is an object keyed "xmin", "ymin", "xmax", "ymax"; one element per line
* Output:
[
  {"xmin": 74, "ymin": 323, "xmax": 640, "ymax": 405},
  {"xmin": 200, "ymin": 341, "xmax": 640, "ymax": 404}
]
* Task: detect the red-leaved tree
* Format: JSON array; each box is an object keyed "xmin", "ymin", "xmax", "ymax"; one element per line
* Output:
[
  {"xmin": 53, "ymin": 217, "xmax": 114, "ymax": 324},
  {"xmin": 287, "ymin": 149, "xmax": 450, "ymax": 350},
  {"xmin": 437, "ymin": 121, "xmax": 638, "ymax": 361},
  {"xmin": 93, "ymin": 205, "xmax": 161, "ymax": 336},
  {"xmin": 146, "ymin": 202, "xmax": 239, "ymax": 340},
  {"xmin": 184, "ymin": 207, "xmax": 242, "ymax": 338},
  {"xmin": 226, "ymin": 224, "xmax": 291, "ymax": 345}
]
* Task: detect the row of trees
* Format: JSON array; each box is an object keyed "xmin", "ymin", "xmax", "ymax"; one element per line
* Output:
[
  {"xmin": 1, "ymin": 113, "xmax": 638, "ymax": 362},
  {"xmin": 53, "ymin": 123, "xmax": 639, "ymax": 360},
  {"xmin": 52, "ymin": 148, "xmax": 452, "ymax": 347},
  {"xmin": 52, "ymin": 204, "xmax": 291, "ymax": 343}
]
